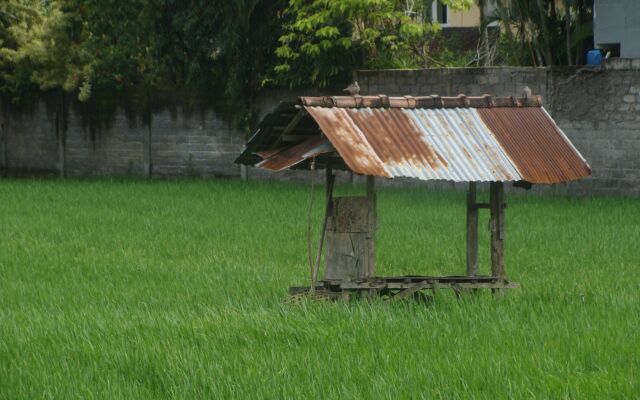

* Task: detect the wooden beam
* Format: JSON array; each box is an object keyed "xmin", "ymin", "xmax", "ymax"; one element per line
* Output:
[
  {"xmin": 272, "ymin": 109, "xmax": 306, "ymax": 148},
  {"xmin": 393, "ymin": 281, "xmax": 429, "ymax": 300},
  {"xmin": 490, "ymin": 182, "xmax": 505, "ymax": 278},
  {"xmin": 466, "ymin": 182, "xmax": 479, "ymax": 277}
]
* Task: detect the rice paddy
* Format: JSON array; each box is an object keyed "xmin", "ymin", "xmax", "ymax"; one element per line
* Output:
[{"xmin": 0, "ymin": 178, "xmax": 638, "ymax": 399}]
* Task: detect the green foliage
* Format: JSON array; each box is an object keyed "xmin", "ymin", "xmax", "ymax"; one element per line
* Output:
[
  {"xmin": 272, "ymin": 0, "xmax": 480, "ymax": 87},
  {"xmin": 0, "ymin": 0, "xmax": 595, "ymax": 122},
  {"xmin": 489, "ymin": 0, "xmax": 594, "ymax": 66},
  {"xmin": 0, "ymin": 0, "xmax": 92, "ymax": 100},
  {"xmin": 0, "ymin": 0, "xmax": 284, "ymax": 129}
]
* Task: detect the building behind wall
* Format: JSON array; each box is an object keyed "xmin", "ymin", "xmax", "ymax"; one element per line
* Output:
[{"xmin": 594, "ymin": 0, "xmax": 640, "ymax": 58}]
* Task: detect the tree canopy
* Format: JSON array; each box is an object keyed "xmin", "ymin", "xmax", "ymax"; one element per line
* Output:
[{"xmin": 1, "ymin": 0, "xmax": 594, "ymax": 126}]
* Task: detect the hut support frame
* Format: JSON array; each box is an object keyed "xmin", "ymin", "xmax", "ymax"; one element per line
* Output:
[{"xmin": 292, "ymin": 177, "xmax": 518, "ymax": 301}]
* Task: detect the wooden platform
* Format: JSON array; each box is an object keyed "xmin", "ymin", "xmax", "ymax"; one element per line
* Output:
[{"xmin": 289, "ymin": 275, "xmax": 519, "ymax": 300}]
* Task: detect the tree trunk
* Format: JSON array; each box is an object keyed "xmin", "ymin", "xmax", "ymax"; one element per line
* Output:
[
  {"xmin": 536, "ymin": 0, "xmax": 554, "ymax": 65},
  {"xmin": 478, "ymin": 0, "xmax": 489, "ymax": 66},
  {"xmin": 564, "ymin": 0, "xmax": 573, "ymax": 65}
]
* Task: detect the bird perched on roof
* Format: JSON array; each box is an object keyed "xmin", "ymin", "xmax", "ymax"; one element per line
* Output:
[
  {"xmin": 523, "ymin": 85, "xmax": 532, "ymax": 99},
  {"xmin": 343, "ymin": 81, "xmax": 360, "ymax": 96}
]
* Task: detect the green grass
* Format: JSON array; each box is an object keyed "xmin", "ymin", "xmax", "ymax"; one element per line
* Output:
[{"xmin": 0, "ymin": 178, "xmax": 638, "ymax": 399}]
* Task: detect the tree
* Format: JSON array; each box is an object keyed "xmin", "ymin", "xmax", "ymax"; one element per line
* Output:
[
  {"xmin": 487, "ymin": 0, "xmax": 594, "ymax": 66},
  {"xmin": 273, "ymin": 0, "xmax": 472, "ymax": 87},
  {"xmin": 0, "ymin": 0, "xmax": 284, "ymax": 128},
  {"xmin": 0, "ymin": 0, "xmax": 92, "ymax": 100}
]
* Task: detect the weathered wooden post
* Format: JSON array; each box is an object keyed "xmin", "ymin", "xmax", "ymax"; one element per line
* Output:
[
  {"xmin": 489, "ymin": 182, "xmax": 505, "ymax": 278},
  {"xmin": 324, "ymin": 175, "xmax": 377, "ymax": 282},
  {"xmin": 466, "ymin": 182, "xmax": 478, "ymax": 276}
]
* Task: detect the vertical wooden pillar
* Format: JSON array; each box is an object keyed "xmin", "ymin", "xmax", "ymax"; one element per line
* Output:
[
  {"xmin": 466, "ymin": 182, "xmax": 478, "ymax": 276},
  {"xmin": 310, "ymin": 161, "xmax": 334, "ymax": 291},
  {"xmin": 490, "ymin": 182, "xmax": 505, "ymax": 278},
  {"xmin": 326, "ymin": 163, "xmax": 334, "ymax": 202},
  {"xmin": 366, "ymin": 175, "xmax": 376, "ymax": 278}
]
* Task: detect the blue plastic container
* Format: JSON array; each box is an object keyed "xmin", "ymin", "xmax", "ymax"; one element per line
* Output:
[{"xmin": 586, "ymin": 49, "xmax": 603, "ymax": 66}]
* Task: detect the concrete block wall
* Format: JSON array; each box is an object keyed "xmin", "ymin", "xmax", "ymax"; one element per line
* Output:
[
  {"xmin": 358, "ymin": 67, "xmax": 548, "ymax": 105},
  {"xmin": 151, "ymin": 109, "xmax": 242, "ymax": 177},
  {"xmin": 65, "ymin": 111, "xmax": 147, "ymax": 176},
  {"xmin": 1, "ymin": 93, "xmax": 246, "ymax": 179},
  {"xmin": 1, "ymin": 102, "xmax": 58, "ymax": 173},
  {"xmin": 549, "ymin": 62, "xmax": 640, "ymax": 196},
  {"xmin": 1, "ymin": 62, "xmax": 639, "ymax": 196}
]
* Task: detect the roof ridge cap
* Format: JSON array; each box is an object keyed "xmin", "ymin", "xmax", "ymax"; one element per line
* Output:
[{"xmin": 299, "ymin": 94, "xmax": 542, "ymax": 108}]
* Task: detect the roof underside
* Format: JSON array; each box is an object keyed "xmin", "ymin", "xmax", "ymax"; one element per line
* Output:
[{"xmin": 236, "ymin": 95, "xmax": 591, "ymax": 185}]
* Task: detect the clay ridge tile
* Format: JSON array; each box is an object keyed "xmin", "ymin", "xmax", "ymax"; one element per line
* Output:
[{"xmin": 299, "ymin": 94, "xmax": 542, "ymax": 109}]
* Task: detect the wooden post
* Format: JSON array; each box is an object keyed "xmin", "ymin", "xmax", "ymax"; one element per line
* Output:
[
  {"xmin": 310, "ymin": 162, "xmax": 334, "ymax": 292},
  {"xmin": 490, "ymin": 182, "xmax": 505, "ymax": 278},
  {"xmin": 327, "ymin": 163, "xmax": 334, "ymax": 204},
  {"xmin": 466, "ymin": 182, "xmax": 478, "ymax": 276},
  {"xmin": 324, "ymin": 174, "xmax": 376, "ymax": 282},
  {"xmin": 366, "ymin": 175, "xmax": 377, "ymax": 278}
]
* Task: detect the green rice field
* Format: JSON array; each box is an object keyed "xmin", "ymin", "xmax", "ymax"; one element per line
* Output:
[{"xmin": 0, "ymin": 178, "xmax": 638, "ymax": 399}]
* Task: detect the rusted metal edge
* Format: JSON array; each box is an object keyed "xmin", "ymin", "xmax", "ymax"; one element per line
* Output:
[{"xmin": 256, "ymin": 135, "xmax": 334, "ymax": 171}]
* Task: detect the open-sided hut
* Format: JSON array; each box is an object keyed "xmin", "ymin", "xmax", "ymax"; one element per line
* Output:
[{"xmin": 236, "ymin": 93, "xmax": 591, "ymax": 299}]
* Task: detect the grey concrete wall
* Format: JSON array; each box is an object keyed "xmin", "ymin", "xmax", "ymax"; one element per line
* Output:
[
  {"xmin": 2, "ymin": 62, "xmax": 639, "ymax": 196},
  {"xmin": 358, "ymin": 67, "xmax": 549, "ymax": 104},
  {"xmin": 1, "ymin": 103, "xmax": 58, "ymax": 174},
  {"xmin": 548, "ymin": 60, "xmax": 640, "ymax": 196},
  {"xmin": 65, "ymin": 109, "xmax": 147, "ymax": 176},
  {"xmin": 0, "ymin": 92, "xmax": 247, "ymax": 179}
]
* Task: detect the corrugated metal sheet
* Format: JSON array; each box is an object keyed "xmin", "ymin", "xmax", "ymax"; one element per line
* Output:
[
  {"xmin": 236, "ymin": 95, "xmax": 592, "ymax": 185},
  {"xmin": 477, "ymin": 107, "xmax": 592, "ymax": 184},
  {"xmin": 306, "ymin": 106, "xmax": 524, "ymax": 182},
  {"xmin": 256, "ymin": 135, "xmax": 334, "ymax": 171}
]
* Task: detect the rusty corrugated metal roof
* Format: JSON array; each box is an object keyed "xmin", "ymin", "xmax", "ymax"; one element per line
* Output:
[
  {"xmin": 256, "ymin": 135, "xmax": 334, "ymax": 171},
  {"xmin": 236, "ymin": 95, "xmax": 591, "ymax": 185},
  {"xmin": 476, "ymin": 107, "xmax": 591, "ymax": 184}
]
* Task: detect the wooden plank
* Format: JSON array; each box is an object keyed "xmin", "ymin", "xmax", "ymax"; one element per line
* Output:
[
  {"xmin": 331, "ymin": 197, "xmax": 370, "ymax": 232},
  {"xmin": 393, "ymin": 281, "xmax": 429, "ymax": 300},
  {"xmin": 466, "ymin": 182, "xmax": 478, "ymax": 277},
  {"xmin": 324, "ymin": 231, "xmax": 370, "ymax": 281},
  {"xmin": 490, "ymin": 182, "xmax": 505, "ymax": 278},
  {"xmin": 324, "ymin": 175, "xmax": 376, "ymax": 281},
  {"xmin": 366, "ymin": 281, "xmax": 519, "ymax": 290}
]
